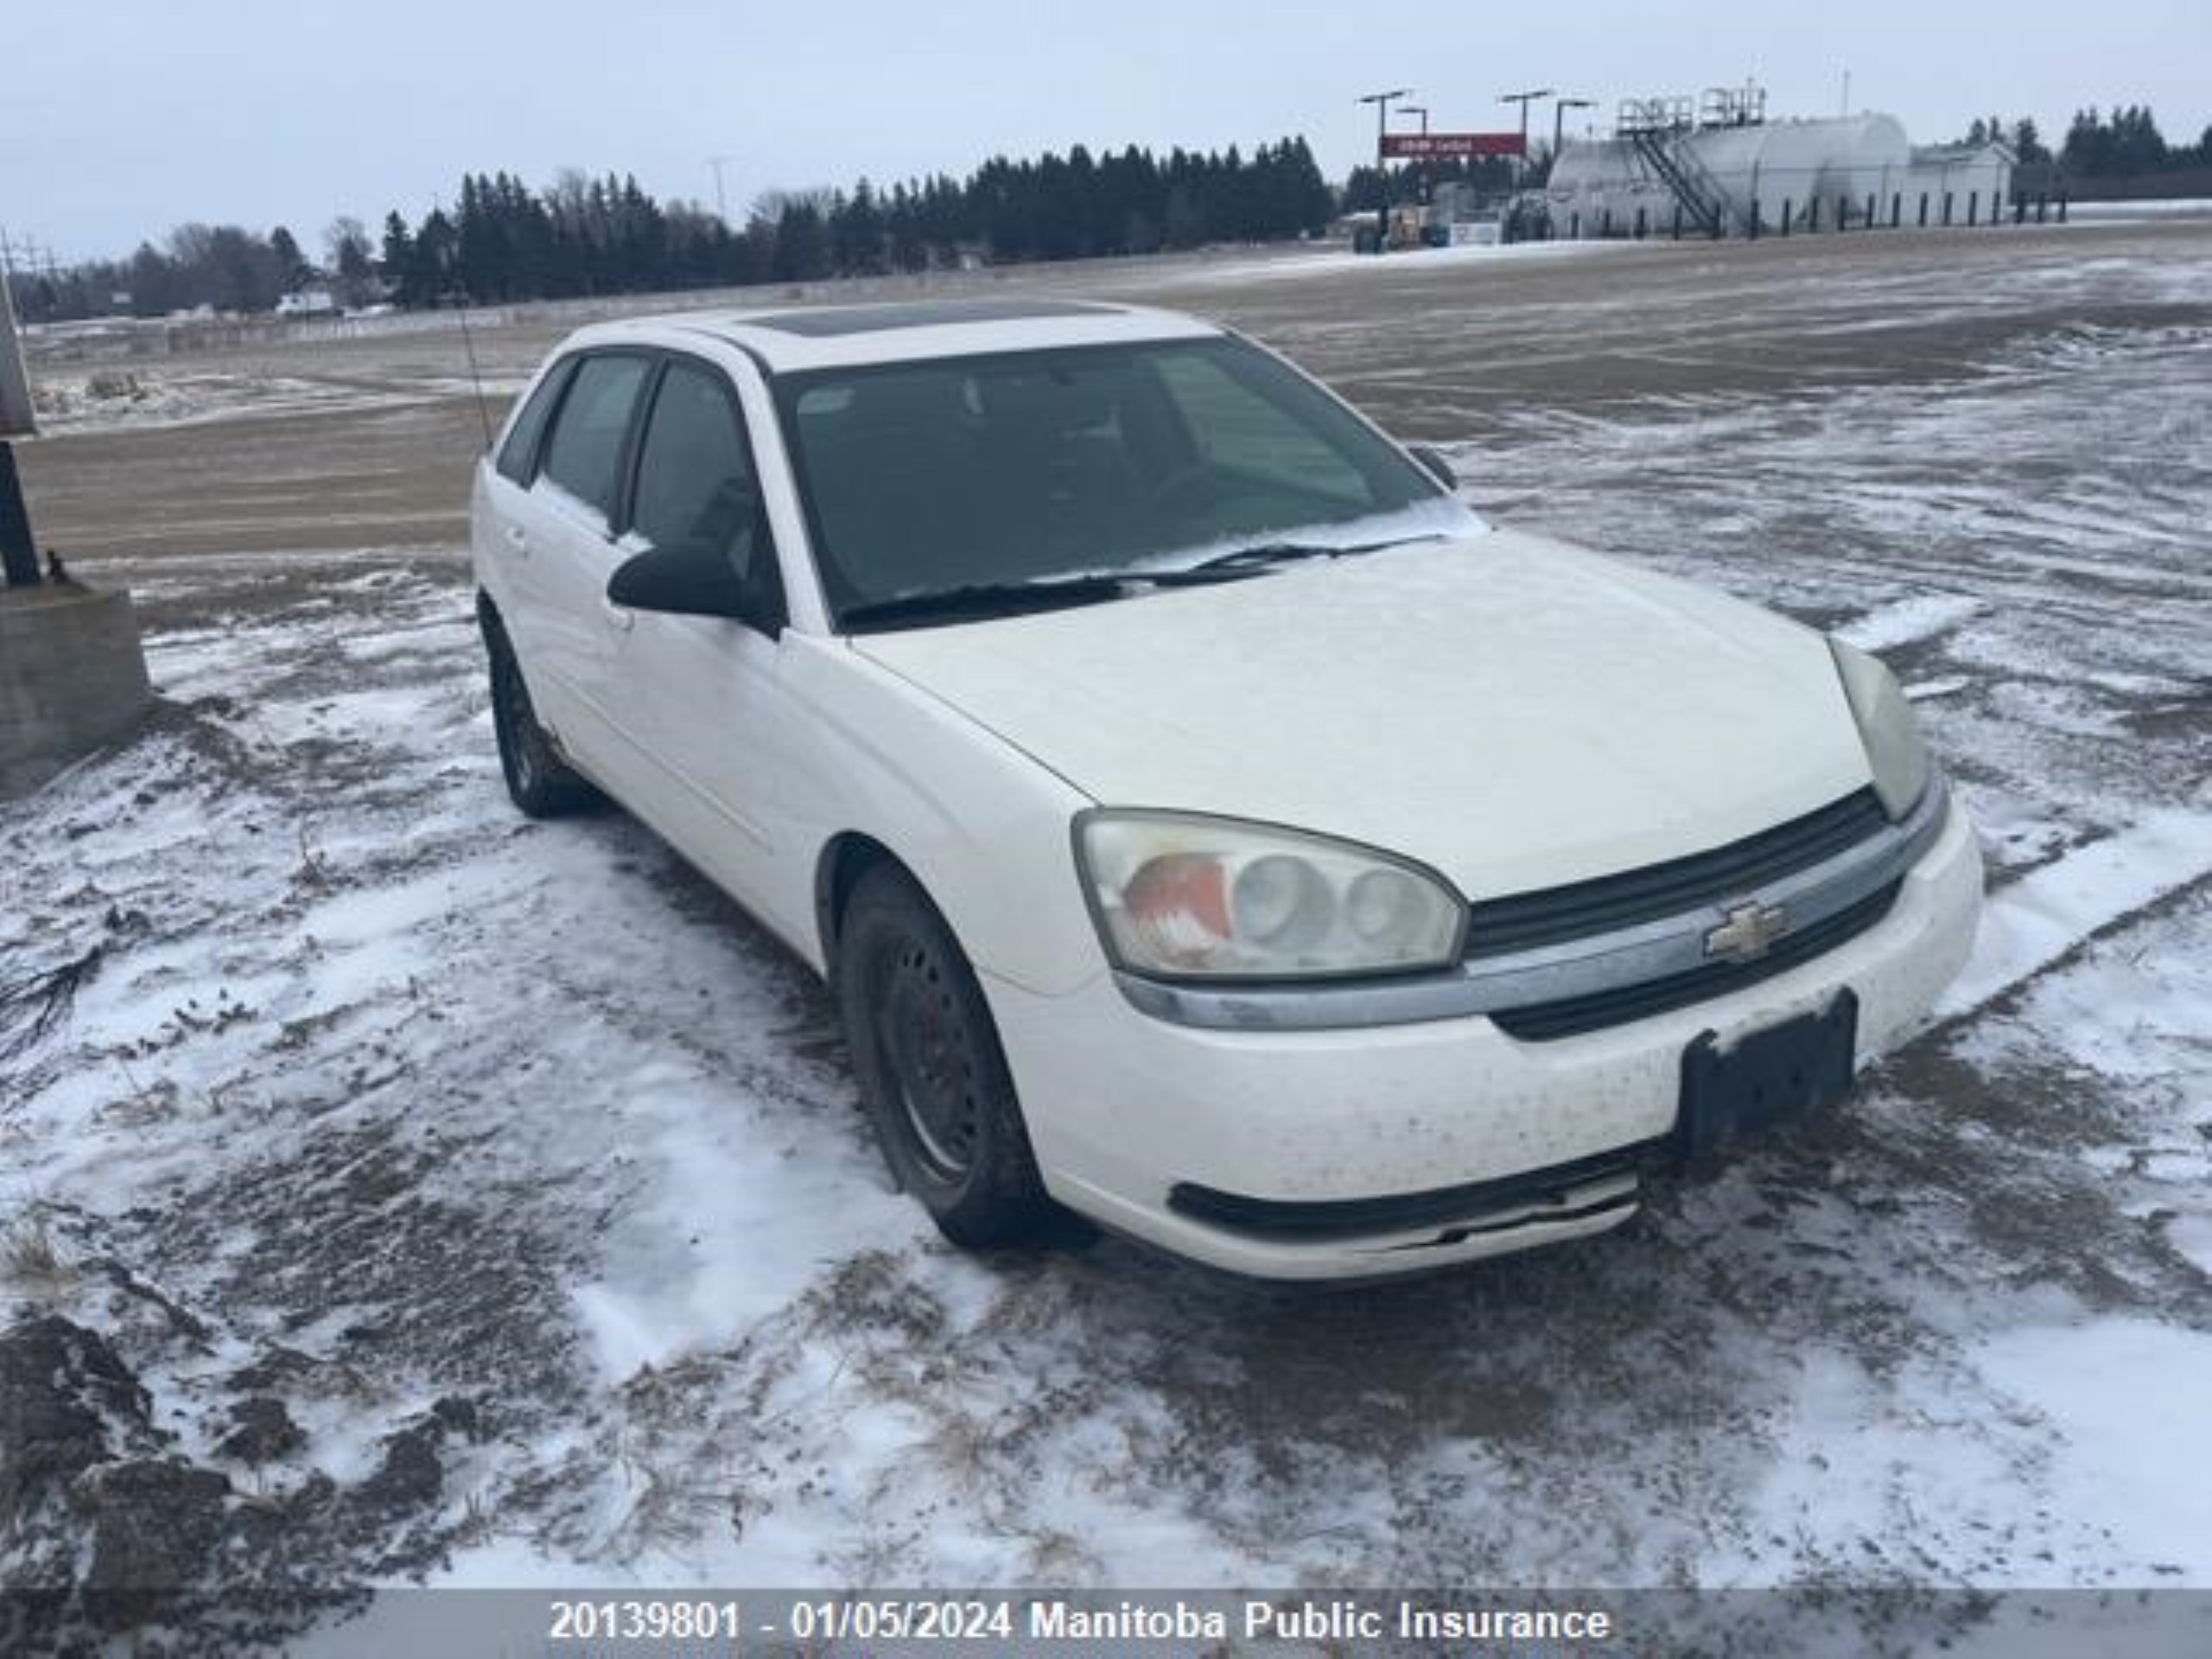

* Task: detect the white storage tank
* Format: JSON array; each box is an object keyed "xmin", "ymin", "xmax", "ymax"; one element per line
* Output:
[{"xmin": 1548, "ymin": 111, "xmax": 1997, "ymax": 236}]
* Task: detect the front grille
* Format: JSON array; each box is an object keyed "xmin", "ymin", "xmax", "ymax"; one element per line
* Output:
[
  {"xmin": 1489, "ymin": 878, "xmax": 1903, "ymax": 1042},
  {"xmin": 1466, "ymin": 788, "xmax": 1891, "ymax": 959}
]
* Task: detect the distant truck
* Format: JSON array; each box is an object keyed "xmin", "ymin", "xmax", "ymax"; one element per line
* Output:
[{"xmin": 275, "ymin": 288, "xmax": 340, "ymax": 319}]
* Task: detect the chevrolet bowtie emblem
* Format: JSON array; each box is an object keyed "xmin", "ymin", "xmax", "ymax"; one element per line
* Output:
[{"xmin": 1705, "ymin": 900, "xmax": 1791, "ymax": 963}]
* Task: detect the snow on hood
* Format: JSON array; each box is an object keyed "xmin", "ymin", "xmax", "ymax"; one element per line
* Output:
[{"xmin": 852, "ymin": 529, "xmax": 1875, "ymax": 900}]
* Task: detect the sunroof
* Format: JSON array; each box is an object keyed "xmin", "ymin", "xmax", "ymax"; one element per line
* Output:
[{"xmin": 748, "ymin": 299, "xmax": 1119, "ymax": 337}]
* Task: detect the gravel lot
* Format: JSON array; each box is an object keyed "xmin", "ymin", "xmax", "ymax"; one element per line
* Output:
[{"xmin": 5, "ymin": 217, "xmax": 2210, "ymax": 1649}]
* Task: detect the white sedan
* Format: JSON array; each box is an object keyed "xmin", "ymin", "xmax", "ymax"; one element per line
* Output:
[{"xmin": 470, "ymin": 298, "xmax": 1981, "ymax": 1280}]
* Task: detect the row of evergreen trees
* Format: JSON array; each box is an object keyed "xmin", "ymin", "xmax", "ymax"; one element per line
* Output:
[
  {"xmin": 2057, "ymin": 106, "xmax": 2209, "ymax": 176},
  {"xmin": 1959, "ymin": 108, "xmax": 2212, "ymax": 175},
  {"xmin": 377, "ymin": 139, "xmax": 1335, "ymax": 308}
]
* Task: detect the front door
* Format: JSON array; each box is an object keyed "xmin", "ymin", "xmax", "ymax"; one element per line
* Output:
[{"xmin": 602, "ymin": 355, "xmax": 809, "ymax": 941}]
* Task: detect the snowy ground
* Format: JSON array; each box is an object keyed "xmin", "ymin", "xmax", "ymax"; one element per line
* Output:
[
  {"xmin": 28, "ymin": 368, "xmax": 456, "ymax": 435},
  {"xmin": 3, "ymin": 226, "xmax": 2210, "ymax": 1649}
]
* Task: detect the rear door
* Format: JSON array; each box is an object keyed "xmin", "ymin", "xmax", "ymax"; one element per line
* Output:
[
  {"xmin": 510, "ymin": 351, "xmax": 655, "ymax": 773},
  {"xmin": 474, "ymin": 352, "xmax": 571, "ymax": 650}
]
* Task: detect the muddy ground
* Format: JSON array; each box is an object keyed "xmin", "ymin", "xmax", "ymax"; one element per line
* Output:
[{"xmin": 4, "ymin": 218, "xmax": 2211, "ymax": 1651}]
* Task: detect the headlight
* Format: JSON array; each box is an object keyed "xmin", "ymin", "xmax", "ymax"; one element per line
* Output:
[
  {"xmin": 1074, "ymin": 811, "xmax": 1465, "ymax": 980},
  {"xmin": 1828, "ymin": 639, "xmax": 1931, "ymax": 820}
]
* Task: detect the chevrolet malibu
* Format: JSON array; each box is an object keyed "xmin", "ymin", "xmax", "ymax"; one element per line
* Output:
[{"xmin": 470, "ymin": 297, "xmax": 1981, "ymax": 1280}]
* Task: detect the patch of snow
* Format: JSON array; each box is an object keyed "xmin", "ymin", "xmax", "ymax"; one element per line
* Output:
[
  {"xmin": 2067, "ymin": 197, "xmax": 2212, "ymax": 220},
  {"xmin": 2166, "ymin": 1213, "xmax": 2212, "ymax": 1279},
  {"xmin": 1838, "ymin": 593, "xmax": 1981, "ymax": 653},
  {"xmin": 1936, "ymin": 808, "xmax": 2212, "ymax": 1017},
  {"xmin": 1172, "ymin": 238, "xmax": 1644, "ymax": 287},
  {"xmin": 1905, "ymin": 674, "xmax": 1972, "ymax": 701},
  {"xmin": 1974, "ymin": 1318, "xmax": 2212, "ymax": 1579}
]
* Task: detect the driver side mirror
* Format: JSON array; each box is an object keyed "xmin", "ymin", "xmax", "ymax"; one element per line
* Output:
[
  {"xmin": 607, "ymin": 544, "xmax": 776, "ymax": 632},
  {"xmin": 1409, "ymin": 444, "xmax": 1459, "ymax": 488}
]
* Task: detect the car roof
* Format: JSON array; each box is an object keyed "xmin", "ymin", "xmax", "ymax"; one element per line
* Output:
[{"xmin": 556, "ymin": 296, "xmax": 1224, "ymax": 375}]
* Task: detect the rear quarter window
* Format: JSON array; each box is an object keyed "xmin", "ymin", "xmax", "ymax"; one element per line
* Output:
[{"xmin": 495, "ymin": 357, "xmax": 576, "ymax": 486}]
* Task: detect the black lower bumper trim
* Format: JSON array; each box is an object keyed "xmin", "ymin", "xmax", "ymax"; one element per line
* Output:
[{"xmin": 1168, "ymin": 1141, "xmax": 1669, "ymax": 1243}]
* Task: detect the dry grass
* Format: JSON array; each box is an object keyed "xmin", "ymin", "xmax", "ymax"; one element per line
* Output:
[{"xmin": 1, "ymin": 1207, "xmax": 78, "ymax": 1295}]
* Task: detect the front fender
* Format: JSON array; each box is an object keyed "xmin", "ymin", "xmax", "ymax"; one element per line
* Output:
[{"xmin": 779, "ymin": 635, "xmax": 1104, "ymax": 996}]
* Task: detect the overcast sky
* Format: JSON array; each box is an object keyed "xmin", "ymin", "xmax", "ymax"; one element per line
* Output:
[{"xmin": 6, "ymin": 0, "xmax": 2208, "ymax": 264}]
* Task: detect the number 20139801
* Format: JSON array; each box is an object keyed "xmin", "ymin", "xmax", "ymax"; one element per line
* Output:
[{"xmin": 547, "ymin": 1600, "xmax": 746, "ymax": 1641}]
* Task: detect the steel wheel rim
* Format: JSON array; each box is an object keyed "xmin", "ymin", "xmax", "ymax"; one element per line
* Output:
[{"xmin": 875, "ymin": 940, "xmax": 979, "ymax": 1180}]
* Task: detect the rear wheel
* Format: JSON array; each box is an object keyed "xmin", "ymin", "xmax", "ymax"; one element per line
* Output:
[
  {"xmin": 485, "ymin": 621, "xmax": 597, "ymax": 818},
  {"xmin": 836, "ymin": 866, "xmax": 1053, "ymax": 1247}
]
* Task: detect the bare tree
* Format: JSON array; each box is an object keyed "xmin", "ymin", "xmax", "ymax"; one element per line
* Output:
[{"xmin": 325, "ymin": 216, "xmax": 375, "ymax": 304}]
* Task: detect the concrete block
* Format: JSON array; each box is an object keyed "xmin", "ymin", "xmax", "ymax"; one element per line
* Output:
[{"xmin": 0, "ymin": 583, "xmax": 155, "ymax": 799}]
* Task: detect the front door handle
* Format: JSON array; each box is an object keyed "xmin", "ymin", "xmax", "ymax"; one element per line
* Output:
[
  {"xmin": 602, "ymin": 599, "xmax": 635, "ymax": 632},
  {"xmin": 504, "ymin": 524, "xmax": 529, "ymax": 558}
]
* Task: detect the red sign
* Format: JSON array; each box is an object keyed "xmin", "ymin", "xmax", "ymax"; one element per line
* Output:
[{"xmin": 1381, "ymin": 132, "xmax": 1526, "ymax": 160}]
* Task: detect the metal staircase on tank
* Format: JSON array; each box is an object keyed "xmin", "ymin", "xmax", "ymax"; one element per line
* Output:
[{"xmin": 1615, "ymin": 96, "xmax": 1732, "ymax": 238}]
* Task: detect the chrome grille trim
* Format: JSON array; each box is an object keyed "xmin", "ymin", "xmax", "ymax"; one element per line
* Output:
[
  {"xmin": 1110, "ymin": 774, "xmax": 1950, "ymax": 1033},
  {"xmin": 1465, "ymin": 786, "xmax": 1891, "ymax": 957}
]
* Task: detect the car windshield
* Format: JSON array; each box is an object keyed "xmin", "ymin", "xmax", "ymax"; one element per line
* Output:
[{"xmin": 772, "ymin": 336, "xmax": 1479, "ymax": 627}]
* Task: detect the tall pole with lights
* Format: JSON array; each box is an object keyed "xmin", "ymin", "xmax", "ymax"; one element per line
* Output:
[
  {"xmin": 1552, "ymin": 96, "xmax": 1595, "ymax": 177},
  {"xmin": 1499, "ymin": 88, "xmax": 1555, "ymax": 192},
  {"xmin": 1357, "ymin": 87, "xmax": 1412, "ymax": 249},
  {"xmin": 1398, "ymin": 105, "xmax": 1431, "ymax": 207}
]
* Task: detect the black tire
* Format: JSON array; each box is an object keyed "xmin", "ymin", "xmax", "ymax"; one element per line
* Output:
[
  {"xmin": 484, "ymin": 620, "xmax": 597, "ymax": 819},
  {"xmin": 836, "ymin": 865, "xmax": 1053, "ymax": 1248}
]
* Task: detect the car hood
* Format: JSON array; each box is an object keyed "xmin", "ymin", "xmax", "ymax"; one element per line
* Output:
[{"xmin": 850, "ymin": 529, "xmax": 1875, "ymax": 899}]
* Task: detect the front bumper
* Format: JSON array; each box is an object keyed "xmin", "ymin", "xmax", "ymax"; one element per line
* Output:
[{"xmin": 984, "ymin": 800, "xmax": 1983, "ymax": 1280}]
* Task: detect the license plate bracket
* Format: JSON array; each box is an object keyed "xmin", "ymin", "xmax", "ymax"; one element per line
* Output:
[{"xmin": 1677, "ymin": 989, "xmax": 1859, "ymax": 1156}]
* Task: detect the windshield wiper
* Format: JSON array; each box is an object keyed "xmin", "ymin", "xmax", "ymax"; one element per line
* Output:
[
  {"xmin": 838, "ymin": 574, "xmax": 1137, "ymax": 632},
  {"xmin": 838, "ymin": 534, "xmax": 1453, "ymax": 630},
  {"xmin": 1152, "ymin": 532, "xmax": 1448, "ymax": 585}
]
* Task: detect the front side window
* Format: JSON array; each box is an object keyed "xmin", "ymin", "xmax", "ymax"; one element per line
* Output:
[
  {"xmin": 537, "ymin": 354, "xmax": 650, "ymax": 522},
  {"xmin": 775, "ymin": 337, "xmax": 1465, "ymax": 622},
  {"xmin": 630, "ymin": 361, "xmax": 773, "ymax": 593}
]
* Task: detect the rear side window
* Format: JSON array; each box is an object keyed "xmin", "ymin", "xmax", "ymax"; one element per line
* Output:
[
  {"xmin": 538, "ymin": 354, "xmax": 650, "ymax": 521},
  {"xmin": 495, "ymin": 357, "xmax": 575, "ymax": 485}
]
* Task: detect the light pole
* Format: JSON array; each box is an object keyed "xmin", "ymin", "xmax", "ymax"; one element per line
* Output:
[
  {"xmin": 708, "ymin": 156, "xmax": 732, "ymax": 225},
  {"xmin": 1552, "ymin": 96, "xmax": 1595, "ymax": 177},
  {"xmin": 1357, "ymin": 87, "xmax": 1412, "ymax": 249},
  {"xmin": 1499, "ymin": 88, "xmax": 1554, "ymax": 193},
  {"xmin": 1398, "ymin": 105, "xmax": 1431, "ymax": 207}
]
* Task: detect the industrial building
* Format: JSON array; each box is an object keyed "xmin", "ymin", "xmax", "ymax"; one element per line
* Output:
[{"xmin": 1547, "ymin": 86, "xmax": 2015, "ymax": 238}]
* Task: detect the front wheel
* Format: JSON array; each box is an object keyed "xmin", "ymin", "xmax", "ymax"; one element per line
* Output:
[{"xmin": 836, "ymin": 867, "xmax": 1053, "ymax": 1248}]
